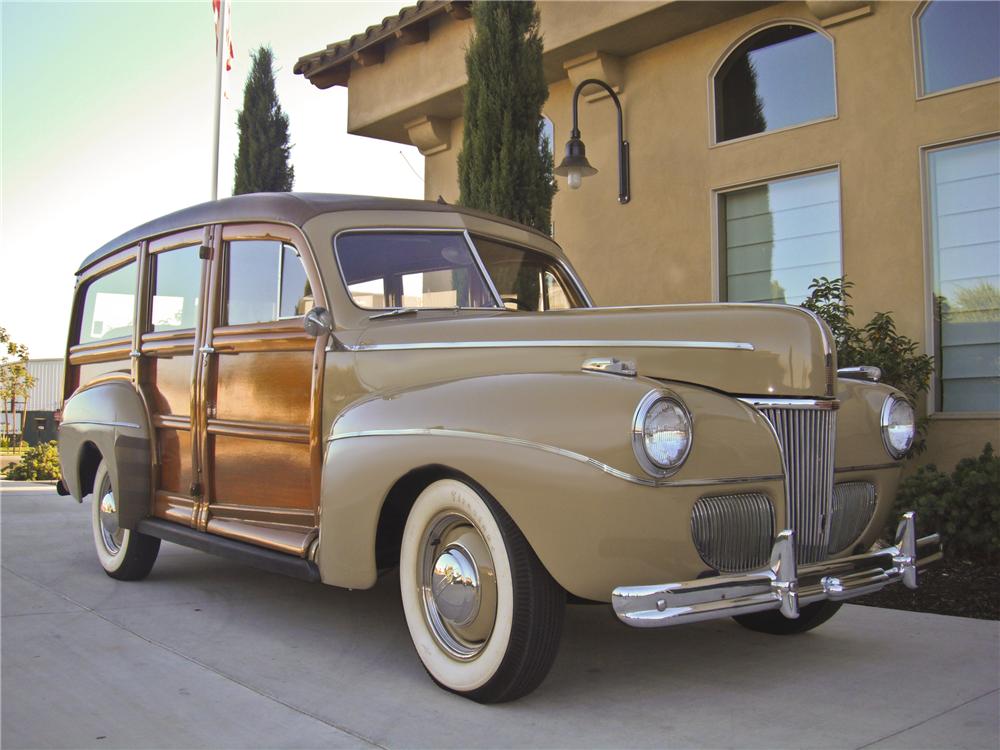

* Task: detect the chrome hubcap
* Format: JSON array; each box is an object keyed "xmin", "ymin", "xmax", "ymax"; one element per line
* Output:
[
  {"xmin": 420, "ymin": 513, "xmax": 497, "ymax": 660},
  {"xmin": 97, "ymin": 476, "xmax": 124, "ymax": 554}
]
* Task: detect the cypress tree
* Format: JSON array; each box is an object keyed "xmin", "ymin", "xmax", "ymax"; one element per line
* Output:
[
  {"xmin": 458, "ymin": 2, "xmax": 555, "ymax": 233},
  {"xmin": 233, "ymin": 46, "xmax": 294, "ymax": 195}
]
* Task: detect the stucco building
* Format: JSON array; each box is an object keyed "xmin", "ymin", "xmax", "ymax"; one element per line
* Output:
[{"xmin": 295, "ymin": 0, "xmax": 999, "ymax": 469}]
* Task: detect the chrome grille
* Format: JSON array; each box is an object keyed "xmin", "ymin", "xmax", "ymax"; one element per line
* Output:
[
  {"xmin": 755, "ymin": 404, "xmax": 837, "ymax": 564},
  {"xmin": 828, "ymin": 481, "xmax": 877, "ymax": 554},
  {"xmin": 691, "ymin": 493, "xmax": 774, "ymax": 572}
]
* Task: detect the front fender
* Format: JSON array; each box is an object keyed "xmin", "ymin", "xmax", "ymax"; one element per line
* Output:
[
  {"xmin": 319, "ymin": 373, "xmax": 785, "ymax": 601},
  {"xmin": 58, "ymin": 379, "xmax": 152, "ymax": 530}
]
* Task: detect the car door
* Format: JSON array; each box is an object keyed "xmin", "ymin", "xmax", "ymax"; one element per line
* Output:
[
  {"xmin": 197, "ymin": 223, "xmax": 326, "ymax": 558},
  {"xmin": 140, "ymin": 229, "xmax": 209, "ymax": 527}
]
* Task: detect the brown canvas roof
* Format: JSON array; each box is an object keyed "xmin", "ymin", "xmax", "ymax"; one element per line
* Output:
[{"xmin": 78, "ymin": 191, "xmax": 544, "ymax": 274}]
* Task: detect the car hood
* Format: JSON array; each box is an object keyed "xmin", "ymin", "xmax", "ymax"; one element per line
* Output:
[{"xmin": 348, "ymin": 304, "xmax": 836, "ymax": 399}]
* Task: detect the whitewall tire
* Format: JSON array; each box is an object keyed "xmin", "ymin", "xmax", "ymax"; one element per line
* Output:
[
  {"xmin": 90, "ymin": 459, "xmax": 160, "ymax": 580},
  {"xmin": 399, "ymin": 478, "xmax": 564, "ymax": 703}
]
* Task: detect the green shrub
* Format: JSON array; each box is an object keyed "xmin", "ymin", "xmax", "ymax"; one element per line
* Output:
[
  {"xmin": 2, "ymin": 441, "xmax": 61, "ymax": 481},
  {"xmin": 802, "ymin": 277, "xmax": 935, "ymax": 454},
  {"xmin": 892, "ymin": 443, "xmax": 1000, "ymax": 562}
]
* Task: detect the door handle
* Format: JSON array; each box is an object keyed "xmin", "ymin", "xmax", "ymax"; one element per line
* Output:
[{"xmin": 199, "ymin": 346, "xmax": 216, "ymax": 355}]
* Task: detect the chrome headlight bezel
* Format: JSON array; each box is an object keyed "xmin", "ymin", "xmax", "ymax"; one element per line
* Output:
[
  {"xmin": 880, "ymin": 394, "xmax": 915, "ymax": 459},
  {"xmin": 631, "ymin": 390, "xmax": 693, "ymax": 478}
]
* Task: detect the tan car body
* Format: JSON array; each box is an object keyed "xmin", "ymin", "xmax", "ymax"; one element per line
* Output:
[{"xmin": 59, "ymin": 194, "xmax": 904, "ymax": 604}]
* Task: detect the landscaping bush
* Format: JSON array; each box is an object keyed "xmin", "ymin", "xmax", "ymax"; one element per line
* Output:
[
  {"xmin": 802, "ymin": 277, "xmax": 934, "ymax": 454},
  {"xmin": 891, "ymin": 443, "xmax": 1000, "ymax": 562},
  {"xmin": 2, "ymin": 441, "xmax": 61, "ymax": 481}
]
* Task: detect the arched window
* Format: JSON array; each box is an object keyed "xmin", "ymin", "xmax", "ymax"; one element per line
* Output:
[
  {"xmin": 714, "ymin": 24, "xmax": 836, "ymax": 143},
  {"xmin": 917, "ymin": 1, "xmax": 1000, "ymax": 96},
  {"xmin": 540, "ymin": 115, "xmax": 554, "ymax": 159}
]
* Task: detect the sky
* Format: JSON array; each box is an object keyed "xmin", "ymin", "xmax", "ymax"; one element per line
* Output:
[{"xmin": 1, "ymin": 0, "xmax": 424, "ymax": 359}]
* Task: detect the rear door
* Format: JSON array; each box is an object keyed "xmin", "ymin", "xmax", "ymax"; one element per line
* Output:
[{"xmin": 197, "ymin": 223, "xmax": 326, "ymax": 557}]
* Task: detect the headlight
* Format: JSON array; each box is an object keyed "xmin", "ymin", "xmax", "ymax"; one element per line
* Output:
[
  {"xmin": 632, "ymin": 391, "xmax": 692, "ymax": 477},
  {"xmin": 881, "ymin": 395, "xmax": 915, "ymax": 459}
]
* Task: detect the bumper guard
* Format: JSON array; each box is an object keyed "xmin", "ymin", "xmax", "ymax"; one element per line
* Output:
[{"xmin": 612, "ymin": 512, "xmax": 942, "ymax": 628}]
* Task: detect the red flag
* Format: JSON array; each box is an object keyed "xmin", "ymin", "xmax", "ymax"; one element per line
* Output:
[{"xmin": 212, "ymin": 0, "xmax": 235, "ymax": 75}]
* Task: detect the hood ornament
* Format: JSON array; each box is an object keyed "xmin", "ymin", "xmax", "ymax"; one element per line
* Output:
[{"xmin": 582, "ymin": 357, "xmax": 637, "ymax": 377}]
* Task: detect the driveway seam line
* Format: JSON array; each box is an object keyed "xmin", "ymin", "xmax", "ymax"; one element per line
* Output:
[
  {"xmin": 854, "ymin": 687, "xmax": 1000, "ymax": 750},
  {"xmin": 1, "ymin": 565, "xmax": 388, "ymax": 750}
]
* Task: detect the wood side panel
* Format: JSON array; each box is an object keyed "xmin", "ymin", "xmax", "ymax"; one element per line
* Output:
[
  {"xmin": 214, "ymin": 351, "xmax": 312, "ymax": 425},
  {"xmin": 148, "ymin": 355, "xmax": 195, "ymax": 416},
  {"xmin": 76, "ymin": 362, "xmax": 130, "ymax": 387},
  {"xmin": 153, "ymin": 491, "xmax": 195, "ymax": 525},
  {"xmin": 204, "ymin": 518, "xmax": 315, "ymax": 556},
  {"xmin": 69, "ymin": 339, "xmax": 132, "ymax": 366},
  {"xmin": 157, "ymin": 428, "xmax": 192, "ymax": 495},
  {"xmin": 211, "ymin": 434, "xmax": 312, "ymax": 511}
]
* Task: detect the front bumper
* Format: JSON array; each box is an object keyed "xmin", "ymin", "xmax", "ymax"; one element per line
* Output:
[{"xmin": 612, "ymin": 512, "xmax": 942, "ymax": 627}]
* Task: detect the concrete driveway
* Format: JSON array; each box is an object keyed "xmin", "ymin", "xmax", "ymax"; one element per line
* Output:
[{"xmin": 2, "ymin": 482, "xmax": 998, "ymax": 750}]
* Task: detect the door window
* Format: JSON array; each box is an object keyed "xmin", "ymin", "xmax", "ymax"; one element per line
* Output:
[
  {"xmin": 227, "ymin": 240, "xmax": 311, "ymax": 325},
  {"xmin": 152, "ymin": 245, "xmax": 202, "ymax": 332}
]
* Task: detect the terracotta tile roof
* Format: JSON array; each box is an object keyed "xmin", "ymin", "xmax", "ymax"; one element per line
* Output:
[{"xmin": 294, "ymin": 1, "xmax": 471, "ymax": 89}]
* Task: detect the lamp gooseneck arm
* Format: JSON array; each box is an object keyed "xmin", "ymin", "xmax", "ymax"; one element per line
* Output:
[{"xmin": 569, "ymin": 78, "xmax": 630, "ymax": 204}]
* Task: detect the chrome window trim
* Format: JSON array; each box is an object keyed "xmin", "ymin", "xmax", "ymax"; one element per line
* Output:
[
  {"xmin": 631, "ymin": 390, "xmax": 693, "ymax": 478},
  {"xmin": 342, "ymin": 338, "xmax": 755, "ymax": 353},
  {"xmin": 462, "ymin": 229, "xmax": 505, "ymax": 308},
  {"xmin": 331, "ymin": 227, "xmax": 503, "ymax": 312},
  {"xmin": 325, "ymin": 428, "xmax": 780, "ymax": 489}
]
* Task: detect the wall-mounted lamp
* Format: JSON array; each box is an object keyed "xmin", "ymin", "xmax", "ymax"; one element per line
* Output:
[{"xmin": 553, "ymin": 78, "xmax": 630, "ymax": 204}]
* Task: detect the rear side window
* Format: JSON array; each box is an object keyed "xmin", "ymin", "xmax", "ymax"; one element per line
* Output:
[
  {"xmin": 152, "ymin": 245, "xmax": 202, "ymax": 332},
  {"xmin": 335, "ymin": 232, "xmax": 498, "ymax": 310},
  {"xmin": 78, "ymin": 262, "xmax": 136, "ymax": 344},
  {"xmin": 226, "ymin": 240, "xmax": 312, "ymax": 325}
]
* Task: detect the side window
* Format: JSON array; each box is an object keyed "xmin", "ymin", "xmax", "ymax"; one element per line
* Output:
[
  {"xmin": 227, "ymin": 239, "xmax": 311, "ymax": 325},
  {"xmin": 152, "ymin": 245, "xmax": 202, "ymax": 332},
  {"xmin": 79, "ymin": 262, "xmax": 136, "ymax": 343},
  {"xmin": 917, "ymin": 1, "xmax": 1000, "ymax": 96},
  {"xmin": 714, "ymin": 24, "xmax": 836, "ymax": 142},
  {"xmin": 719, "ymin": 169, "xmax": 842, "ymax": 305}
]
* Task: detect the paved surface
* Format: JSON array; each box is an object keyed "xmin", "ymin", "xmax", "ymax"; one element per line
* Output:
[{"xmin": 3, "ymin": 481, "xmax": 998, "ymax": 750}]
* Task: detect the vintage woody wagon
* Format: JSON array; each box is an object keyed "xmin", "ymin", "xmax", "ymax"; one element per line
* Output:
[{"xmin": 58, "ymin": 193, "xmax": 941, "ymax": 702}]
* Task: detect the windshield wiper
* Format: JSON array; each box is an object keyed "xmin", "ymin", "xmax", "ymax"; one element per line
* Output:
[{"xmin": 369, "ymin": 308, "xmax": 419, "ymax": 320}]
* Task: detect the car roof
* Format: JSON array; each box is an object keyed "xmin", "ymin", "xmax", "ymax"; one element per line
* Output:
[{"xmin": 77, "ymin": 192, "xmax": 549, "ymax": 274}]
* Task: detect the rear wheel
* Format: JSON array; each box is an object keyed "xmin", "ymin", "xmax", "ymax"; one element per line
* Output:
[
  {"xmin": 90, "ymin": 460, "xmax": 160, "ymax": 581},
  {"xmin": 733, "ymin": 600, "xmax": 842, "ymax": 635},
  {"xmin": 399, "ymin": 478, "xmax": 564, "ymax": 703}
]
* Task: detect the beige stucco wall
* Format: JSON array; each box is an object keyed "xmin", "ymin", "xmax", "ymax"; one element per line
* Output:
[{"xmin": 351, "ymin": 1, "xmax": 1000, "ymax": 469}]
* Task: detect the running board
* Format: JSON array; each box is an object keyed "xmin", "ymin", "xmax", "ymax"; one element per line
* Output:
[{"xmin": 136, "ymin": 518, "xmax": 321, "ymax": 583}]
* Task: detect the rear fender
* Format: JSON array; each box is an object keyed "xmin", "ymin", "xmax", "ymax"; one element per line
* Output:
[{"xmin": 58, "ymin": 380, "xmax": 152, "ymax": 530}]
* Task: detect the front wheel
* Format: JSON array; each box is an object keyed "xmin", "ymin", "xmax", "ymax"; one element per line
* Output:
[
  {"xmin": 90, "ymin": 459, "xmax": 160, "ymax": 581},
  {"xmin": 733, "ymin": 600, "xmax": 842, "ymax": 635},
  {"xmin": 399, "ymin": 478, "xmax": 565, "ymax": 703}
]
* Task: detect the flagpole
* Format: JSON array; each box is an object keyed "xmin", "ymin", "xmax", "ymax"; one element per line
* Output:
[{"xmin": 211, "ymin": 0, "xmax": 227, "ymax": 201}]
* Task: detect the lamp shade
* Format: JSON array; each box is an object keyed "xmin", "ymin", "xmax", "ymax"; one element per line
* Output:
[{"xmin": 553, "ymin": 137, "xmax": 598, "ymax": 178}]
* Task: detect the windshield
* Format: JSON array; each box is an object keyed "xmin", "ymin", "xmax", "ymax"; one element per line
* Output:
[
  {"xmin": 334, "ymin": 230, "xmax": 587, "ymax": 312},
  {"xmin": 473, "ymin": 235, "xmax": 586, "ymax": 311},
  {"xmin": 336, "ymin": 232, "xmax": 499, "ymax": 310}
]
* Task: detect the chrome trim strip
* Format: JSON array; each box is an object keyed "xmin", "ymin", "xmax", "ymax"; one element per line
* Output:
[
  {"xmin": 326, "ymin": 427, "xmax": 781, "ymax": 488},
  {"xmin": 834, "ymin": 462, "xmax": 901, "ymax": 473},
  {"xmin": 349, "ymin": 339, "xmax": 755, "ymax": 352},
  {"xmin": 60, "ymin": 420, "xmax": 142, "ymax": 430},
  {"xmin": 838, "ymin": 365, "xmax": 882, "ymax": 383},
  {"xmin": 739, "ymin": 397, "xmax": 839, "ymax": 410}
]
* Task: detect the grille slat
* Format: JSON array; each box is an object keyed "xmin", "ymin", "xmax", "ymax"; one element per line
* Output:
[
  {"xmin": 691, "ymin": 493, "xmax": 774, "ymax": 572},
  {"xmin": 756, "ymin": 405, "xmax": 837, "ymax": 564}
]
